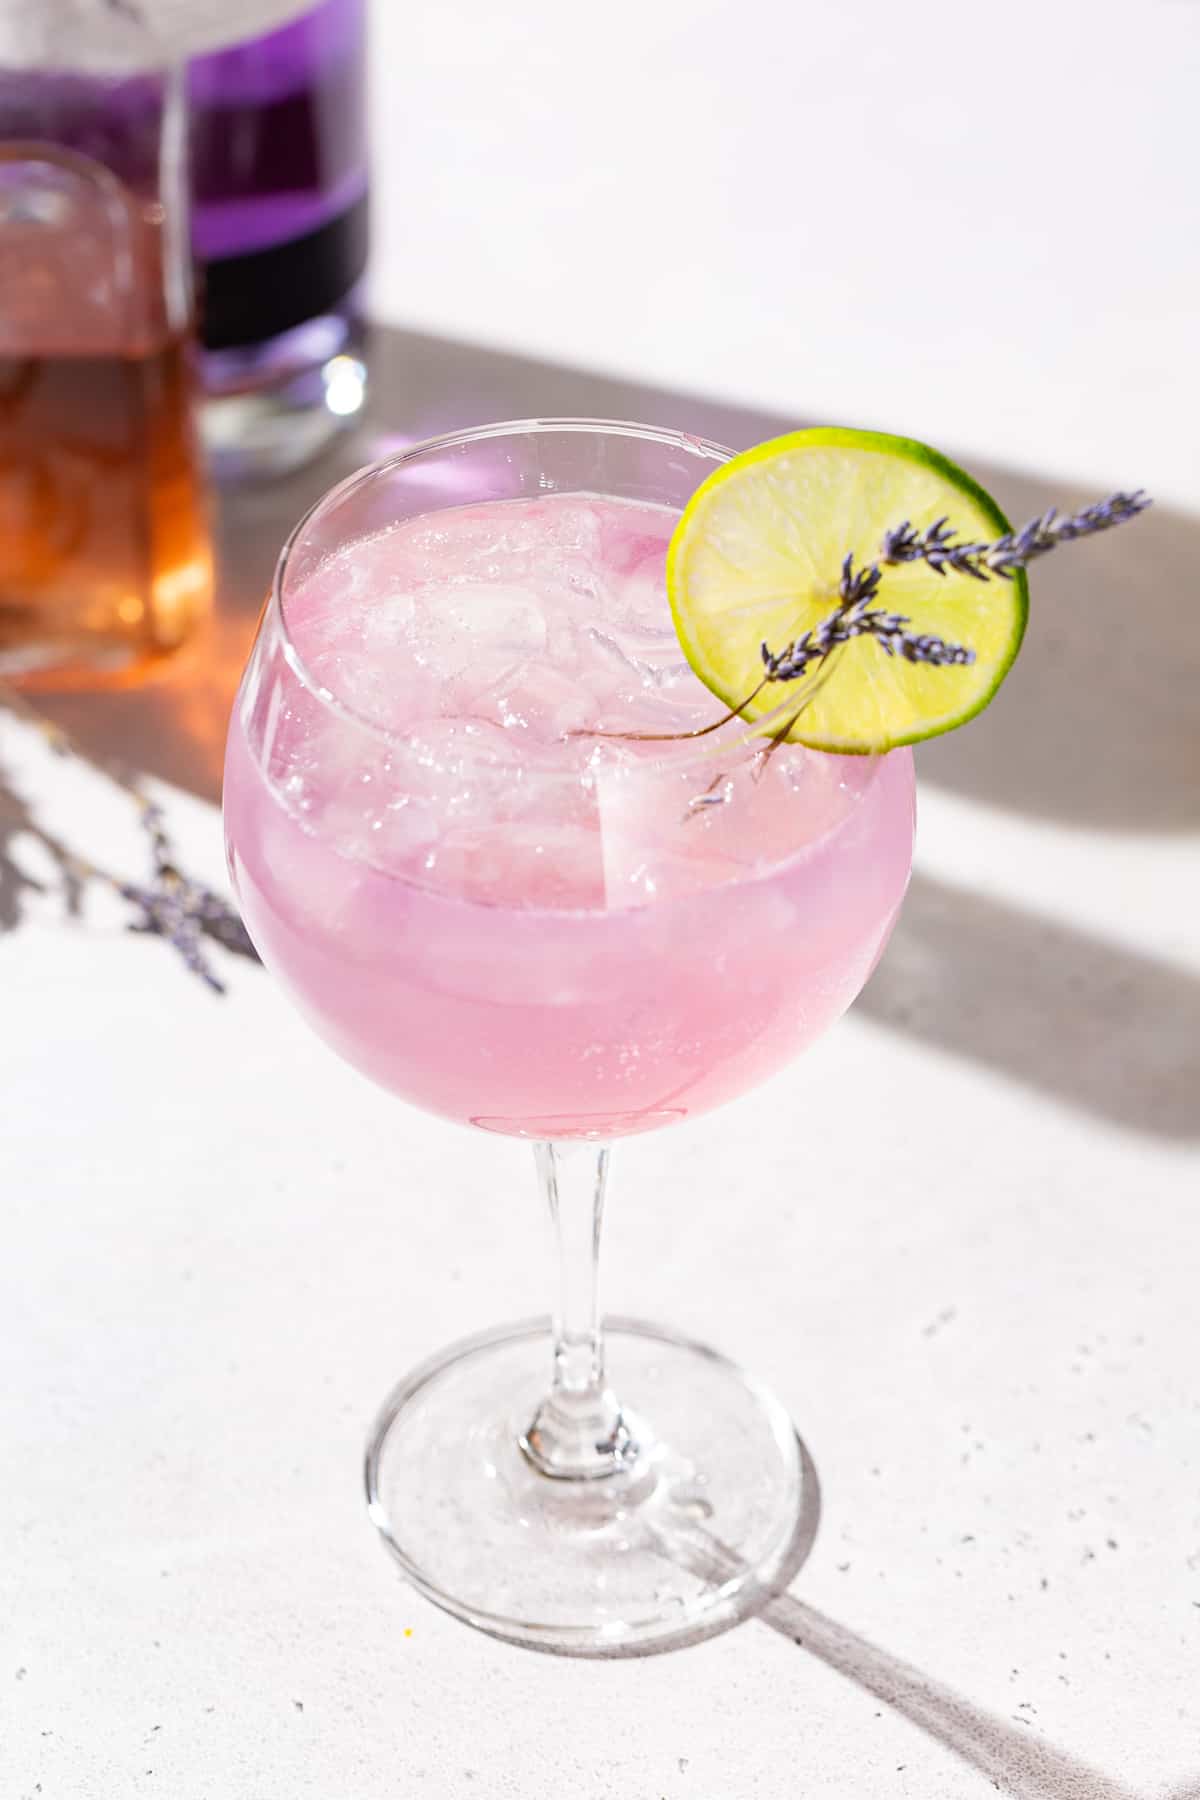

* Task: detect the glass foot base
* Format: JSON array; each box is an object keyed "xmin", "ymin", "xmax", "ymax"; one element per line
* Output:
[
  {"xmin": 200, "ymin": 307, "xmax": 367, "ymax": 483},
  {"xmin": 365, "ymin": 1318, "xmax": 812, "ymax": 1656}
]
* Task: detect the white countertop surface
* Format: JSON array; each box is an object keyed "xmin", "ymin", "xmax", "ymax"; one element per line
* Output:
[{"xmin": 4, "ymin": 3, "xmax": 1199, "ymax": 1796}]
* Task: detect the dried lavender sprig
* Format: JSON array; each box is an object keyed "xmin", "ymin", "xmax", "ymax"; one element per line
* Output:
[
  {"xmin": 760, "ymin": 488, "xmax": 1149, "ymax": 688},
  {"xmin": 838, "ymin": 553, "xmax": 884, "ymax": 610},
  {"xmin": 761, "ymin": 552, "xmax": 975, "ymax": 683},
  {"xmin": 119, "ymin": 871, "xmax": 228, "ymax": 995},
  {"xmin": 880, "ymin": 490, "xmax": 1151, "ymax": 581},
  {"xmin": 0, "ymin": 684, "xmax": 256, "ymax": 993},
  {"xmin": 127, "ymin": 798, "xmax": 257, "ymax": 994}
]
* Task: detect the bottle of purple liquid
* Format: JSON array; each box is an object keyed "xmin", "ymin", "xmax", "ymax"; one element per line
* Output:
[{"xmin": 188, "ymin": 0, "xmax": 368, "ymax": 479}]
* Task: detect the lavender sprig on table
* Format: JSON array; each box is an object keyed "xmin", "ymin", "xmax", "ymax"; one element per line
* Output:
[
  {"xmin": 0, "ymin": 686, "xmax": 256, "ymax": 994},
  {"xmin": 760, "ymin": 489, "xmax": 1151, "ymax": 688},
  {"xmin": 116, "ymin": 798, "xmax": 257, "ymax": 995}
]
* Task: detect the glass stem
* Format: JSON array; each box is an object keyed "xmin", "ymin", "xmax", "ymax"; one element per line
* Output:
[{"xmin": 520, "ymin": 1141, "xmax": 637, "ymax": 1480}]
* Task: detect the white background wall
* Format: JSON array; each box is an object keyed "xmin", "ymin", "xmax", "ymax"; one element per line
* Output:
[{"xmin": 368, "ymin": 0, "xmax": 1198, "ymax": 509}]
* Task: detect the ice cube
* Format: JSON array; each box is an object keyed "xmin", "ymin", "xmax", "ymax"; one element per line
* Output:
[
  {"xmin": 519, "ymin": 664, "xmax": 596, "ymax": 741},
  {"xmin": 524, "ymin": 496, "xmax": 604, "ymax": 558},
  {"xmin": 591, "ymin": 746, "xmax": 754, "ymax": 906},
  {"xmin": 582, "ymin": 625, "xmax": 699, "ymax": 692},
  {"xmin": 590, "ymin": 673, "xmax": 721, "ymax": 739},
  {"xmin": 408, "ymin": 582, "xmax": 548, "ymax": 681},
  {"xmin": 401, "ymin": 714, "xmax": 516, "ymax": 772},
  {"xmin": 448, "ymin": 657, "xmax": 594, "ymax": 742},
  {"xmin": 398, "ymin": 716, "xmax": 561, "ymax": 826},
  {"xmin": 360, "ymin": 589, "xmax": 417, "ymax": 645},
  {"xmin": 605, "ymin": 542, "xmax": 678, "ymax": 640},
  {"xmin": 422, "ymin": 821, "xmax": 606, "ymax": 909},
  {"xmin": 304, "ymin": 639, "xmax": 433, "ymax": 734},
  {"xmin": 360, "ymin": 791, "xmax": 441, "ymax": 875},
  {"xmin": 394, "ymin": 508, "xmax": 516, "ymax": 577},
  {"xmin": 444, "ymin": 654, "xmax": 526, "ymax": 722},
  {"xmin": 583, "ymin": 626, "xmax": 651, "ymax": 687},
  {"xmin": 393, "ymin": 499, "xmax": 602, "ymax": 587},
  {"xmin": 253, "ymin": 766, "xmax": 368, "ymax": 936}
]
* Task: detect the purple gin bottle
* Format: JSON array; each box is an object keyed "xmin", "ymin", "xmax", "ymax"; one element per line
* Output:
[{"xmin": 188, "ymin": 0, "xmax": 368, "ymax": 479}]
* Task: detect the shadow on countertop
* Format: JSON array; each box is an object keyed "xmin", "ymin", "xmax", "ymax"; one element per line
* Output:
[
  {"xmin": 25, "ymin": 322, "xmax": 1200, "ymax": 832},
  {"xmin": 860, "ymin": 871, "xmax": 1198, "ymax": 1140},
  {"xmin": 601, "ymin": 1489, "xmax": 1189, "ymax": 1799},
  {"xmin": 763, "ymin": 1587, "xmax": 1187, "ymax": 1800},
  {"xmin": 2, "ymin": 324, "xmax": 1197, "ymax": 1141},
  {"xmin": 659, "ymin": 1508, "xmax": 1192, "ymax": 1800}
]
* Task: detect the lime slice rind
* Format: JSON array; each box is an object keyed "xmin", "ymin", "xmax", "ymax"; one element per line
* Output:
[{"xmin": 667, "ymin": 427, "xmax": 1028, "ymax": 754}]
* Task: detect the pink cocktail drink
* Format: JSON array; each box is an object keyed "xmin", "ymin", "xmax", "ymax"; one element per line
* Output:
[
  {"xmin": 223, "ymin": 419, "xmax": 1149, "ymax": 1655},
  {"xmin": 222, "ymin": 421, "xmax": 917, "ymax": 1654},
  {"xmin": 225, "ymin": 492, "xmax": 914, "ymax": 1137}
]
